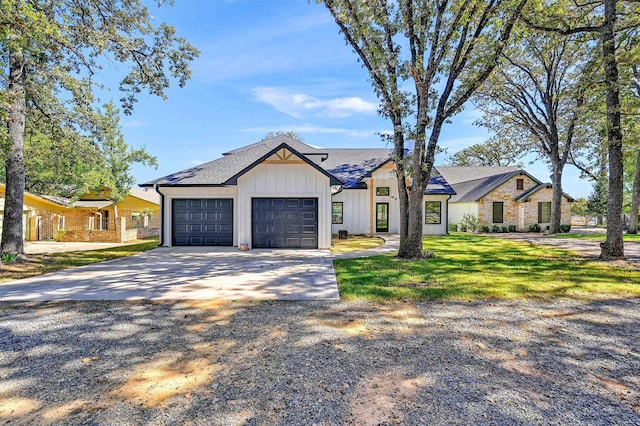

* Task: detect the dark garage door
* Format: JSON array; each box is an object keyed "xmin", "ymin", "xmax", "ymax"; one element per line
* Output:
[
  {"xmin": 252, "ymin": 198, "xmax": 318, "ymax": 249},
  {"xmin": 172, "ymin": 199, "xmax": 233, "ymax": 246}
]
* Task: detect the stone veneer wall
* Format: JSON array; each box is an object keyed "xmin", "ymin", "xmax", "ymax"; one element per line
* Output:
[
  {"xmin": 477, "ymin": 174, "xmax": 538, "ymax": 230},
  {"xmin": 522, "ymin": 187, "xmax": 571, "ymax": 228}
]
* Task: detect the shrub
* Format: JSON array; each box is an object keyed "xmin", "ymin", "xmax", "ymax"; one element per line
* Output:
[
  {"xmin": 1, "ymin": 253, "xmax": 18, "ymax": 265},
  {"xmin": 423, "ymin": 250, "xmax": 437, "ymax": 259},
  {"xmin": 560, "ymin": 224, "xmax": 571, "ymax": 233},
  {"xmin": 501, "ymin": 225, "xmax": 509, "ymax": 233},
  {"xmin": 492, "ymin": 225, "xmax": 501, "ymax": 233},
  {"xmin": 529, "ymin": 223, "xmax": 541, "ymax": 233},
  {"xmin": 448, "ymin": 223, "xmax": 458, "ymax": 232},
  {"xmin": 508, "ymin": 225, "xmax": 517, "ymax": 232},
  {"xmin": 460, "ymin": 225, "xmax": 467, "ymax": 232},
  {"xmin": 481, "ymin": 225, "xmax": 490, "ymax": 233},
  {"xmin": 460, "ymin": 214, "xmax": 479, "ymax": 232}
]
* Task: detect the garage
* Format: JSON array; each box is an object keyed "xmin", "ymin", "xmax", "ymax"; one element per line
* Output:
[
  {"xmin": 172, "ymin": 199, "xmax": 233, "ymax": 246},
  {"xmin": 252, "ymin": 198, "xmax": 318, "ymax": 249}
]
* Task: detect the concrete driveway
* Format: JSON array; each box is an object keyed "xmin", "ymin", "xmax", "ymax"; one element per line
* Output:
[{"xmin": 0, "ymin": 247, "xmax": 339, "ymax": 302}]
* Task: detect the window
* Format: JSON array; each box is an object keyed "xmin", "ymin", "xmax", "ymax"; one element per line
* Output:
[
  {"xmin": 376, "ymin": 187, "xmax": 390, "ymax": 196},
  {"xmin": 516, "ymin": 179, "xmax": 524, "ymax": 190},
  {"xmin": 538, "ymin": 202, "xmax": 551, "ymax": 223},
  {"xmin": 332, "ymin": 202, "xmax": 343, "ymax": 224},
  {"xmin": 425, "ymin": 201, "xmax": 442, "ymax": 224},
  {"xmin": 492, "ymin": 202, "xmax": 504, "ymax": 223}
]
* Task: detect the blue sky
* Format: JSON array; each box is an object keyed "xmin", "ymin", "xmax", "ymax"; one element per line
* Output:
[{"xmin": 111, "ymin": 0, "xmax": 589, "ymax": 198}]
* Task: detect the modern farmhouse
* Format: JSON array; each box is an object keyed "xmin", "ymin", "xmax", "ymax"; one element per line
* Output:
[{"xmin": 142, "ymin": 135, "xmax": 572, "ymax": 249}]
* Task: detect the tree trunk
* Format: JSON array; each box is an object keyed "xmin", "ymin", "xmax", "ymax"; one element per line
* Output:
[
  {"xmin": 628, "ymin": 150, "xmax": 640, "ymax": 234},
  {"xmin": 599, "ymin": 0, "xmax": 625, "ymax": 260},
  {"xmin": 549, "ymin": 162, "xmax": 563, "ymax": 234},
  {"xmin": 392, "ymin": 122, "xmax": 410, "ymax": 254},
  {"xmin": 1, "ymin": 51, "xmax": 27, "ymax": 255}
]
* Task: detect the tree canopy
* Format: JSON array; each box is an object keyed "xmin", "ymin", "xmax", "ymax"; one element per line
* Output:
[
  {"xmin": 0, "ymin": 0, "xmax": 198, "ymax": 254},
  {"xmin": 320, "ymin": 0, "xmax": 527, "ymax": 258}
]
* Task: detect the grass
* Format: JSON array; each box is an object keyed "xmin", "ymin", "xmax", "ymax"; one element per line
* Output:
[
  {"xmin": 0, "ymin": 238, "xmax": 159, "ymax": 283},
  {"xmin": 331, "ymin": 235, "xmax": 384, "ymax": 254},
  {"xmin": 548, "ymin": 232, "xmax": 640, "ymax": 242},
  {"xmin": 333, "ymin": 233, "xmax": 640, "ymax": 302}
]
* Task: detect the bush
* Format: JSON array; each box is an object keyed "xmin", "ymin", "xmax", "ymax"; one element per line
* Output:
[
  {"xmin": 560, "ymin": 224, "xmax": 571, "ymax": 233},
  {"xmin": 501, "ymin": 225, "xmax": 509, "ymax": 233},
  {"xmin": 508, "ymin": 225, "xmax": 517, "ymax": 232},
  {"xmin": 460, "ymin": 214, "xmax": 479, "ymax": 232},
  {"xmin": 460, "ymin": 225, "xmax": 467, "ymax": 232},
  {"xmin": 448, "ymin": 223, "xmax": 458, "ymax": 232},
  {"xmin": 492, "ymin": 225, "xmax": 501, "ymax": 233},
  {"xmin": 529, "ymin": 223, "xmax": 541, "ymax": 233},
  {"xmin": 481, "ymin": 225, "xmax": 490, "ymax": 233}
]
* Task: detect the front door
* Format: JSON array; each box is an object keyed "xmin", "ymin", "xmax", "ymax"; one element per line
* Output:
[{"xmin": 376, "ymin": 203, "xmax": 389, "ymax": 232}]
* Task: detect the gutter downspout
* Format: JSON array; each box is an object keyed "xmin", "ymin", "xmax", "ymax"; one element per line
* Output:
[
  {"xmin": 154, "ymin": 184, "xmax": 164, "ymax": 247},
  {"xmin": 445, "ymin": 194, "xmax": 452, "ymax": 235}
]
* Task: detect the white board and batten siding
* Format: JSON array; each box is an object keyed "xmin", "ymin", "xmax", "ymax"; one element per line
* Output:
[
  {"xmin": 423, "ymin": 194, "xmax": 450, "ymax": 235},
  {"xmin": 158, "ymin": 186, "xmax": 238, "ymax": 246},
  {"xmin": 237, "ymin": 163, "xmax": 333, "ymax": 249},
  {"xmin": 448, "ymin": 202, "xmax": 478, "ymax": 227},
  {"xmin": 331, "ymin": 189, "xmax": 369, "ymax": 235}
]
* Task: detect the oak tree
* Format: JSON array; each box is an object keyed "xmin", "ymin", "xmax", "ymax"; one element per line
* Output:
[
  {"xmin": 319, "ymin": 0, "xmax": 526, "ymax": 259},
  {"xmin": 0, "ymin": 0, "xmax": 198, "ymax": 254}
]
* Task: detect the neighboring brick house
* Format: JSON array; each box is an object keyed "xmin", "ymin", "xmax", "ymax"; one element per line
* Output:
[
  {"xmin": 0, "ymin": 184, "xmax": 160, "ymax": 243},
  {"xmin": 437, "ymin": 166, "xmax": 574, "ymax": 231}
]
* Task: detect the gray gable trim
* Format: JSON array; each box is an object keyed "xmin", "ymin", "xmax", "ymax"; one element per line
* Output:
[
  {"xmin": 224, "ymin": 142, "xmax": 342, "ymax": 186},
  {"xmin": 515, "ymin": 183, "xmax": 576, "ymax": 202}
]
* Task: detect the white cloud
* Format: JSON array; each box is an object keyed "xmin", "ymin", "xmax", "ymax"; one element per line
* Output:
[{"xmin": 252, "ymin": 87, "xmax": 377, "ymax": 118}]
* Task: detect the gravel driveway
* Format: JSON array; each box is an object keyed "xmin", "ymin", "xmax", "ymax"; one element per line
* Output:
[{"xmin": 1, "ymin": 298, "xmax": 639, "ymax": 425}]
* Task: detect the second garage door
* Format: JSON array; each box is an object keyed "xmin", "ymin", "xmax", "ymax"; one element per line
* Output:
[
  {"xmin": 252, "ymin": 198, "xmax": 318, "ymax": 249},
  {"xmin": 172, "ymin": 199, "xmax": 233, "ymax": 246}
]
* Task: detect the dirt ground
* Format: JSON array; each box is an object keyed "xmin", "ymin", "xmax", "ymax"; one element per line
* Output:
[{"xmin": 1, "ymin": 298, "xmax": 639, "ymax": 425}]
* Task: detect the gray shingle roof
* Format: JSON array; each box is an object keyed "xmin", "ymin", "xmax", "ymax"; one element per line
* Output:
[
  {"xmin": 223, "ymin": 135, "xmax": 327, "ymax": 156},
  {"xmin": 320, "ymin": 149, "xmax": 393, "ymax": 188},
  {"xmin": 437, "ymin": 166, "xmax": 542, "ymax": 202},
  {"xmin": 436, "ymin": 166, "xmax": 519, "ymax": 184},
  {"xmin": 141, "ymin": 136, "xmax": 337, "ymax": 187}
]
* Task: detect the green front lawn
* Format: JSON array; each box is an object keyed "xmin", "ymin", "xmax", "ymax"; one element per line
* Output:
[
  {"xmin": 548, "ymin": 232, "xmax": 640, "ymax": 242},
  {"xmin": 334, "ymin": 234, "xmax": 640, "ymax": 301},
  {"xmin": 331, "ymin": 235, "xmax": 384, "ymax": 254},
  {"xmin": 0, "ymin": 238, "xmax": 159, "ymax": 283}
]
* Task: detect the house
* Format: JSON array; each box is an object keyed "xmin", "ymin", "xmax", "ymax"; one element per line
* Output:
[
  {"xmin": 0, "ymin": 183, "xmax": 68, "ymax": 241},
  {"xmin": 436, "ymin": 166, "xmax": 574, "ymax": 231},
  {"xmin": 141, "ymin": 135, "xmax": 455, "ymax": 249},
  {"xmin": 0, "ymin": 184, "xmax": 160, "ymax": 242}
]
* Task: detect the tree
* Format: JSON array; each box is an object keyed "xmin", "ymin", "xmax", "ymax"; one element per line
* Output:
[
  {"xmin": 2, "ymin": 108, "xmax": 105, "ymax": 197},
  {"xmin": 570, "ymin": 197, "xmax": 589, "ymax": 217},
  {"xmin": 448, "ymin": 139, "xmax": 525, "ymax": 167},
  {"xmin": 93, "ymin": 102, "xmax": 157, "ymax": 230},
  {"xmin": 0, "ymin": 0, "xmax": 198, "ymax": 255},
  {"xmin": 262, "ymin": 131, "xmax": 305, "ymax": 141},
  {"xmin": 523, "ymin": 0, "xmax": 640, "ymax": 258},
  {"xmin": 588, "ymin": 177, "xmax": 609, "ymax": 225},
  {"xmin": 474, "ymin": 31, "xmax": 591, "ymax": 234},
  {"xmin": 625, "ymin": 51, "xmax": 640, "ymax": 233},
  {"xmin": 319, "ymin": 0, "xmax": 527, "ymax": 259}
]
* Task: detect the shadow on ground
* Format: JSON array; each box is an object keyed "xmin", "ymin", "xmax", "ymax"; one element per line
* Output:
[{"xmin": 0, "ymin": 298, "xmax": 638, "ymax": 424}]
